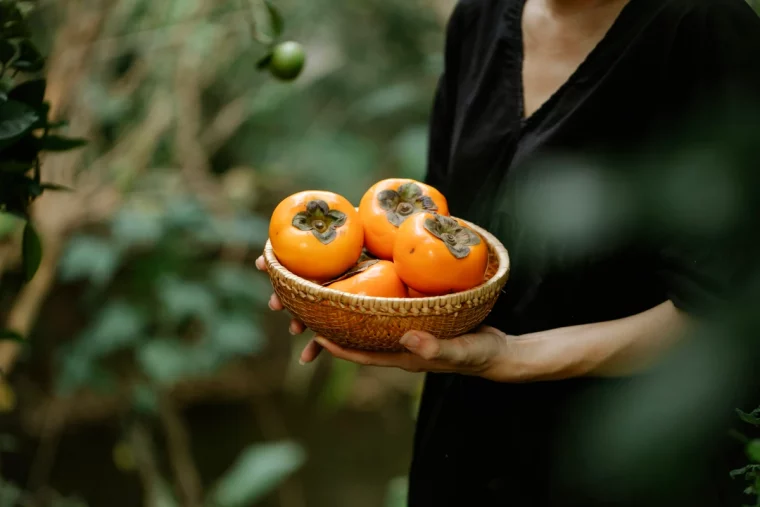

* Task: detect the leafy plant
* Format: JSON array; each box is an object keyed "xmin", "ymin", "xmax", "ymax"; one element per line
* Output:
[
  {"xmin": 0, "ymin": 0, "xmax": 86, "ymax": 280},
  {"xmin": 731, "ymin": 406, "xmax": 760, "ymax": 506}
]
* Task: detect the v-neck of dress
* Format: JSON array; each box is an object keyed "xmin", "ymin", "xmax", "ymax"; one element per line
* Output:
[{"xmin": 512, "ymin": 0, "xmax": 640, "ymax": 127}]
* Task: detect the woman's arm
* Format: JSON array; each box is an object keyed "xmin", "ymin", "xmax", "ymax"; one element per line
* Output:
[
  {"xmin": 304, "ymin": 300, "xmax": 692, "ymax": 383},
  {"xmin": 498, "ymin": 300, "xmax": 690, "ymax": 382}
]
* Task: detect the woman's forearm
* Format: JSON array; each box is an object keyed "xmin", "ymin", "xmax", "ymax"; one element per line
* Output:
[{"xmin": 500, "ymin": 300, "xmax": 691, "ymax": 382}]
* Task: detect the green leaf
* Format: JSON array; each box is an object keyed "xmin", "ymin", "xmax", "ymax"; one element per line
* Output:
[
  {"xmin": 112, "ymin": 208, "xmax": 163, "ymax": 246},
  {"xmin": 22, "ymin": 221, "xmax": 41, "ymax": 281},
  {"xmin": 211, "ymin": 264, "xmax": 271, "ymax": 306},
  {"xmin": 77, "ymin": 301, "xmax": 145, "ymax": 357},
  {"xmin": 8, "ymin": 79, "xmax": 46, "ymax": 107},
  {"xmin": 157, "ymin": 276, "xmax": 217, "ymax": 324},
  {"xmin": 40, "ymin": 182, "xmax": 74, "ymax": 192},
  {"xmin": 0, "ymin": 329, "xmax": 24, "ymax": 342},
  {"xmin": 263, "ymin": 0, "xmax": 284, "ymax": 38},
  {"xmin": 11, "ymin": 40, "xmax": 43, "ymax": 72},
  {"xmin": 39, "ymin": 135, "xmax": 87, "ymax": 152},
  {"xmin": 384, "ymin": 476, "xmax": 409, "ymax": 507},
  {"xmin": 0, "ymin": 99, "xmax": 38, "ymax": 150},
  {"xmin": 210, "ymin": 441, "xmax": 306, "ymax": 507},
  {"xmin": 0, "ymin": 479, "xmax": 22, "ymax": 507},
  {"xmin": 131, "ymin": 383, "xmax": 158, "ymax": 416},
  {"xmin": 256, "ymin": 52, "xmax": 273, "ymax": 70},
  {"xmin": 138, "ymin": 339, "xmax": 215, "ymax": 385},
  {"xmin": 0, "ymin": 40, "xmax": 17, "ymax": 65},
  {"xmin": 738, "ymin": 408, "xmax": 760, "ymax": 426},
  {"xmin": 210, "ymin": 314, "xmax": 264, "ymax": 357},
  {"xmin": 59, "ymin": 235, "xmax": 120, "ymax": 286},
  {"xmin": 748, "ymin": 440, "xmax": 760, "ymax": 463}
]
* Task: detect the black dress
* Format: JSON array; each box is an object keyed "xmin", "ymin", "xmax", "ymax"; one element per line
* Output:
[{"xmin": 408, "ymin": 0, "xmax": 760, "ymax": 506}]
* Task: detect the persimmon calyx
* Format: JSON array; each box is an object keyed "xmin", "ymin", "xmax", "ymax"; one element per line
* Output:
[
  {"xmin": 292, "ymin": 199, "xmax": 347, "ymax": 244},
  {"xmin": 377, "ymin": 182, "xmax": 438, "ymax": 227},
  {"xmin": 423, "ymin": 215, "xmax": 481, "ymax": 259}
]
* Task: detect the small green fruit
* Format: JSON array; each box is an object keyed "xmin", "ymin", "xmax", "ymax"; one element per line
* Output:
[{"xmin": 269, "ymin": 41, "xmax": 305, "ymax": 81}]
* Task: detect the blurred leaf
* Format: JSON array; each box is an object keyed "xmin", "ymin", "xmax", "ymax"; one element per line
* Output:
[
  {"xmin": 256, "ymin": 52, "xmax": 273, "ymax": 70},
  {"xmin": 0, "ymin": 40, "xmax": 17, "ymax": 65},
  {"xmin": 210, "ymin": 314, "xmax": 264, "ymax": 356},
  {"xmin": 59, "ymin": 235, "xmax": 121, "ymax": 286},
  {"xmin": 0, "ymin": 330, "xmax": 24, "ymax": 342},
  {"xmin": 384, "ymin": 476, "xmax": 409, "ymax": 507},
  {"xmin": 263, "ymin": 0, "xmax": 284, "ymax": 39},
  {"xmin": 157, "ymin": 276, "xmax": 217, "ymax": 323},
  {"xmin": 7, "ymin": 78, "xmax": 45, "ymax": 106},
  {"xmin": 112, "ymin": 208, "xmax": 163, "ymax": 246},
  {"xmin": 392, "ymin": 125, "xmax": 428, "ymax": 180},
  {"xmin": 138, "ymin": 339, "xmax": 219, "ymax": 385},
  {"xmin": 153, "ymin": 477, "xmax": 179, "ymax": 507},
  {"xmin": 11, "ymin": 40, "xmax": 44, "ymax": 72},
  {"xmin": 39, "ymin": 135, "xmax": 87, "ymax": 152},
  {"xmin": 40, "ymin": 182, "xmax": 74, "ymax": 192},
  {"xmin": 164, "ymin": 197, "xmax": 209, "ymax": 230},
  {"xmin": 0, "ymin": 479, "xmax": 21, "ymax": 507},
  {"xmin": 131, "ymin": 383, "xmax": 158, "ymax": 416},
  {"xmin": 211, "ymin": 264, "xmax": 271, "ymax": 306},
  {"xmin": 56, "ymin": 352, "xmax": 116, "ymax": 396},
  {"xmin": 22, "ymin": 221, "xmax": 41, "ymax": 281},
  {"xmin": 212, "ymin": 214, "xmax": 269, "ymax": 247},
  {"xmin": 748, "ymin": 440, "xmax": 760, "ymax": 463},
  {"xmin": 738, "ymin": 408, "xmax": 760, "ymax": 426},
  {"xmin": 356, "ymin": 83, "xmax": 420, "ymax": 120},
  {"xmin": 0, "ymin": 99, "xmax": 38, "ymax": 150},
  {"xmin": 78, "ymin": 301, "xmax": 145, "ymax": 357},
  {"xmin": 0, "ymin": 212, "xmax": 20, "ymax": 239},
  {"xmin": 209, "ymin": 441, "xmax": 306, "ymax": 507}
]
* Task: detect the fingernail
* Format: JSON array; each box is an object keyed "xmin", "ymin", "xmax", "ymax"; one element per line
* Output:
[
  {"xmin": 288, "ymin": 325, "xmax": 297, "ymax": 335},
  {"xmin": 399, "ymin": 332, "xmax": 419, "ymax": 349},
  {"xmin": 298, "ymin": 358, "xmax": 307, "ymax": 366}
]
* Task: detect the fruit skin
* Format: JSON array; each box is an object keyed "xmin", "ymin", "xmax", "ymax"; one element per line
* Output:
[
  {"xmin": 327, "ymin": 260, "xmax": 408, "ymax": 298},
  {"xmin": 393, "ymin": 213, "xmax": 488, "ymax": 296},
  {"xmin": 407, "ymin": 287, "xmax": 431, "ymax": 298},
  {"xmin": 359, "ymin": 178, "xmax": 449, "ymax": 260},
  {"xmin": 269, "ymin": 41, "xmax": 305, "ymax": 81},
  {"xmin": 269, "ymin": 190, "xmax": 363, "ymax": 282}
]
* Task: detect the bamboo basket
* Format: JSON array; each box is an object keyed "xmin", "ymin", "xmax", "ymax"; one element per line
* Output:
[{"xmin": 263, "ymin": 218, "xmax": 510, "ymax": 352}]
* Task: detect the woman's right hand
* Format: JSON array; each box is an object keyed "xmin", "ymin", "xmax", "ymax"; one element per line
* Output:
[{"xmin": 255, "ymin": 255, "xmax": 324, "ymax": 364}]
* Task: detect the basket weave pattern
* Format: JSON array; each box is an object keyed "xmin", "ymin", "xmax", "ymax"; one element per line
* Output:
[{"xmin": 264, "ymin": 219, "xmax": 510, "ymax": 352}]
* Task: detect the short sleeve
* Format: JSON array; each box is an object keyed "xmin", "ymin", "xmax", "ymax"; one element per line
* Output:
[{"xmin": 657, "ymin": 0, "xmax": 760, "ymax": 316}]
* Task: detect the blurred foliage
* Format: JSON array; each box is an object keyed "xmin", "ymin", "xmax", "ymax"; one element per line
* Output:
[
  {"xmin": 733, "ymin": 407, "xmax": 760, "ymax": 506},
  {"xmin": 0, "ymin": 0, "xmax": 86, "ymax": 286}
]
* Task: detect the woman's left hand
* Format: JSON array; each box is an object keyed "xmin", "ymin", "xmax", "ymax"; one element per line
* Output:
[{"xmin": 299, "ymin": 326, "xmax": 518, "ymax": 381}]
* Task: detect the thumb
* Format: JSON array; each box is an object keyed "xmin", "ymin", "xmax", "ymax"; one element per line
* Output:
[{"xmin": 399, "ymin": 330, "xmax": 467, "ymax": 363}]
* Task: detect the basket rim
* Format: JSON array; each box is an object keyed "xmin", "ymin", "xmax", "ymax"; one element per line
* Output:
[{"xmin": 264, "ymin": 217, "xmax": 510, "ymax": 309}]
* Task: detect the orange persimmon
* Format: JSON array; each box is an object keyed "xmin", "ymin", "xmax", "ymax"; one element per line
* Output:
[
  {"xmin": 358, "ymin": 178, "xmax": 449, "ymax": 260},
  {"xmin": 327, "ymin": 260, "xmax": 408, "ymax": 298},
  {"xmin": 393, "ymin": 213, "xmax": 488, "ymax": 296},
  {"xmin": 269, "ymin": 190, "xmax": 363, "ymax": 281}
]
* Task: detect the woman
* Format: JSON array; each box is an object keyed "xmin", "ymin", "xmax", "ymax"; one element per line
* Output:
[{"xmin": 257, "ymin": 0, "xmax": 760, "ymax": 505}]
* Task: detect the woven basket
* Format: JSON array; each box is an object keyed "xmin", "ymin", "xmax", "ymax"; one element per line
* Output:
[{"xmin": 263, "ymin": 218, "xmax": 510, "ymax": 352}]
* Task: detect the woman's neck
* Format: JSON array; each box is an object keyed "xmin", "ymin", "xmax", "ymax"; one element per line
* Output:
[{"xmin": 542, "ymin": 0, "xmax": 629, "ymax": 17}]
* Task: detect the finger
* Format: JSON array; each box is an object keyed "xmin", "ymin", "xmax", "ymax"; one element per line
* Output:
[
  {"xmin": 399, "ymin": 330, "xmax": 468, "ymax": 363},
  {"xmin": 268, "ymin": 293, "xmax": 284, "ymax": 311},
  {"xmin": 299, "ymin": 339, "xmax": 323, "ymax": 364},
  {"xmin": 313, "ymin": 336, "xmax": 418, "ymax": 370},
  {"xmin": 255, "ymin": 255, "xmax": 267, "ymax": 271},
  {"xmin": 289, "ymin": 319, "xmax": 305, "ymax": 335}
]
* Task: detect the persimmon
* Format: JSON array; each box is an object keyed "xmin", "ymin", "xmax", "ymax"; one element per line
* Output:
[
  {"xmin": 393, "ymin": 213, "xmax": 488, "ymax": 296},
  {"xmin": 327, "ymin": 260, "xmax": 408, "ymax": 298},
  {"xmin": 407, "ymin": 287, "xmax": 430, "ymax": 298},
  {"xmin": 359, "ymin": 178, "xmax": 449, "ymax": 260},
  {"xmin": 269, "ymin": 190, "xmax": 363, "ymax": 281}
]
